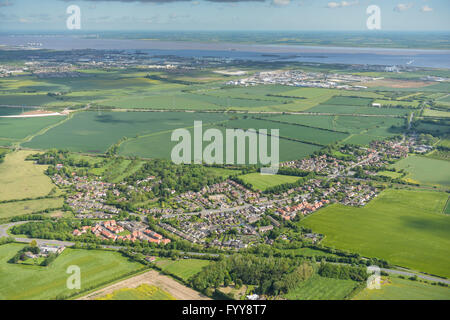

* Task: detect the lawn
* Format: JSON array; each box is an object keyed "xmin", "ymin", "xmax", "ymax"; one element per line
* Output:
[
  {"xmin": 0, "ymin": 244, "xmax": 146, "ymax": 300},
  {"xmin": 0, "ymin": 198, "xmax": 64, "ymax": 219},
  {"xmin": 0, "ymin": 151, "xmax": 55, "ymax": 201},
  {"xmin": 155, "ymin": 259, "xmax": 211, "ymax": 282},
  {"xmin": 300, "ymin": 189, "xmax": 450, "ymax": 278},
  {"xmin": 238, "ymin": 172, "xmax": 300, "ymax": 191},
  {"xmin": 97, "ymin": 284, "xmax": 175, "ymax": 300},
  {"xmin": 283, "ymin": 274, "xmax": 358, "ymax": 300},
  {"xmin": 392, "ymin": 155, "xmax": 450, "ymax": 187},
  {"xmin": 354, "ymin": 277, "xmax": 450, "ymax": 300}
]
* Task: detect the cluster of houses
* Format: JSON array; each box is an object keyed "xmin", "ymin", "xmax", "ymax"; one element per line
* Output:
[
  {"xmin": 73, "ymin": 220, "xmax": 170, "ymax": 245},
  {"xmin": 282, "ymin": 154, "xmax": 347, "ymax": 175},
  {"xmin": 24, "ymin": 245, "xmax": 65, "ymax": 259},
  {"xmin": 277, "ymin": 199, "xmax": 330, "ymax": 221},
  {"xmin": 168, "ymin": 180, "xmax": 262, "ymax": 213},
  {"xmin": 53, "ymin": 175, "xmax": 121, "ymax": 217}
]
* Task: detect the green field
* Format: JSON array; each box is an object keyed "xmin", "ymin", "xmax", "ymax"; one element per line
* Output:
[
  {"xmin": 23, "ymin": 111, "xmax": 230, "ymax": 153},
  {"xmin": 300, "ymin": 189, "xmax": 450, "ymax": 278},
  {"xmin": 238, "ymin": 172, "xmax": 300, "ymax": 191},
  {"xmin": 0, "ymin": 116, "xmax": 66, "ymax": 145},
  {"xmin": 354, "ymin": 277, "xmax": 450, "ymax": 300},
  {"xmin": 267, "ymin": 114, "xmax": 405, "ymax": 145},
  {"xmin": 376, "ymin": 171, "xmax": 403, "ymax": 179},
  {"xmin": 0, "ymin": 198, "xmax": 64, "ymax": 219},
  {"xmin": 155, "ymin": 259, "xmax": 211, "ymax": 281},
  {"xmin": 225, "ymin": 118, "xmax": 349, "ymax": 146},
  {"xmin": 97, "ymin": 284, "xmax": 175, "ymax": 300},
  {"xmin": 284, "ymin": 275, "xmax": 358, "ymax": 300},
  {"xmin": 0, "ymin": 151, "xmax": 55, "ymax": 201},
  {"xmin": 119, "ymin": 123, "xmax": 322, "ymax": 162},
  {"xmin": 392, "ymin": 155, "xmax": 450, "ymax": 187},
  {"xmin": 0, "ymin": 244, "xmax": 146, "ymax": 300}
]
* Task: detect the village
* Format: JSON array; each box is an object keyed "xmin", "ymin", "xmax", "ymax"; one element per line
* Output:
[{"xmin": 47, "ymin": 134, "xmax": 432, "ymax": 250}]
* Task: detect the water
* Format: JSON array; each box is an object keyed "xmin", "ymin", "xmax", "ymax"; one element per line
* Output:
[{"xmin": 1, "ymin": 35, "xmax": 450, "ymax": 68}]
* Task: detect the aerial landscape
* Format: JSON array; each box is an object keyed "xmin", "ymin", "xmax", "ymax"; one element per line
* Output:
[{"xmin": 0, "ymin": 0, "xmax": 449, "ymax": 307}]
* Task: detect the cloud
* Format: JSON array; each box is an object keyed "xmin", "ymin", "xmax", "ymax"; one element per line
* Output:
[
  {"xmin": 58, "ymin": 0, "xmax": 265, "ymax": 3},
  {"xmin": 327, "ymin": 1, "xmax": 359, "ymax": 9},
  {"xmin": 393, "ymin": 3, "xmax": 413, "ymax": 12},
  {"xmin": 272, "ymin": 0, "xmax": 290, "ymax": 6},
  {"xmin": 421, "ymin": 5, "xmax": 433, "ymax": 12},
  {"xmin": 0, "ymin": 0, "xmax": 13, "ymax": 7}
]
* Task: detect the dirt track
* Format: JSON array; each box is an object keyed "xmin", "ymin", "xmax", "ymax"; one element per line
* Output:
[{"xmin": 78, "ymin": 270, "xmax": 210, "ymax": 300}]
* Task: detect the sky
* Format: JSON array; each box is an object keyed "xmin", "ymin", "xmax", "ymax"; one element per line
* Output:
[{"xmin": 0, "ymin": 0, "xmax": 449, "ymax": 31}]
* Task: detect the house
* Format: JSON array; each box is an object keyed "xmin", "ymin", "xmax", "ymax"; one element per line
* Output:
[{"xmin": 259, "ymin": 225, "xmax": 273, "ymax": 233}]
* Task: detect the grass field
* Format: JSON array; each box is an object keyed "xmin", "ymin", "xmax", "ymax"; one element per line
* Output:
[
  {"xmin": 376, "ymin": 171, "xmax": 403, "ymax": 179},
  {"xmin": 0, "ymin": 151, "xmax": 55, "ymax": 201},
  {"xmin": 96, "ymin": 284, "xmax": 175, "ymax": 300},
  {"xmin": 155, "ymin": 259, "xmax": 211, "ymax": 282},
  {"xmin": 300, "ymin": 189, "xmax": 450, "ymax": 278},
  {"xmin": 0, "ymin": 244, "xmax": 146, "ymax": 300},
  {"xmin": 284, "ymin": 275, "xmax": 358, "ymax": 300},
  {"xmin": 0, "ymin": 198, "xmax": 64, "ymax": 219},
  {"xmin": 354, "ymin": 277, "xmax": 450, "ymax": 300},
  {"xmin": 238, "ymin": 172, "xmax": 300, "ymax": 191},
  {"xmin": 392, "ymin": 155, "xmax": 450, "ymax": 187}
]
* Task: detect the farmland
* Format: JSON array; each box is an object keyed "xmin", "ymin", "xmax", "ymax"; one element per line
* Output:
[
  {"xmin": 392, "ymin": 155, "xmax": 450, "ymax": 187},
  {"xmin": 97, "ymin": 284, "xmax": 175, "ymax": 300},
  {"xmin": 118, "ymin": 123, "xmax": 322, "ymax": 162},
  {"xmin": 0, "ymin": 243, "xmax": 146, "ymax": 300},
  {"xmin": 238, "ymin": 172, "xmax": 300, "ymax": 191},
  {"xmin": 155, "ymin": 259, "xmax": 211, "ymax": 282},
  {"xmin": 354, "ymin": 277, "xmax": 450, "ymax": 300},
  {"xmin": 0, "ymin": 198, "xmax": 64, "ymax": 219},
  {"xmin": 0, "ymin": 115, "xmax": 66, "ymax": 146},
  {"xmin": 0, "ymin": 151, "xmax": 55, "ymax": 201},
  {"xmin": 284, "ymin": 275, "xmax": 358, "ymax": 300},
  {"xmin": 23, "ymin": 111, "xmax": 230, "ymax": 153},
  {"xmin": 300, "ymin": 189, "xmax": 450, "ymax": 278}
]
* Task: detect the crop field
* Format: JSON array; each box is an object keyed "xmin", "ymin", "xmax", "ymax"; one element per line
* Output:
[
  {"xmin": 416, "ymin": 122, "xmax": 450, "ymax": 135},
  {"xmin": 155, "ymin": 259, "xmax": 211, "ymax": 282},
  {"xmin": 0, "ymin": 151, "xmax": 55, "ymax": 201},
  {"xmin": 224, "ymin": 118, "xmax": 348, "ymax": 145},
  {"xmin": 300, "ymin": 189, "xmax": 450, "ymax": 278},
  {"xmin": 444, "ymin": 199, "xmax": 450, "ymax": 215},
  {"xmin": 309, "ymin": 103, "xmax": 412, "ymax": 116},
  {"xmin": 0, "ymin": 244, "xmax": 146, "ymax": 300},
  {"xmin": 97, "ymin": 284, "xmax": 175, "ymax": 300},
  {"xmin": 118, "ymin": 123, "xmax": 322, "ymax": 163},
  {"xmin": 0, "ymin": 106, "xmax": 36, "ymax": 116},
  {"xmin": 283, "ymin": 275, "xmax": 358, "ymax": 300},
  {"xmin": 238, "ymin": 173, "xmax": 300, "ymax": 191},
  {"xmin": 0, "ymin": 115, "xmax": 66, "ymax": 144},
  {"xmin": 354, "ymin": 277, "xmax": 450, "ymax": 300},
  {"xmin": 266, "ymin": 114, "xmax": 405, "ymax": 145},
  {"xmin": 23, "ymin": 111, "xmax": 230, "ymax": 153},
  {"xmin": 423, "ymin": 109, "xmax": 450, "ymax": 118},
  {"xmin": 392, "ymin": 155, "xmax": 450, "ymax": 187},
  {"xmin": 0, "ymin": 198, "xmax": 64, "ymax": 219}
]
